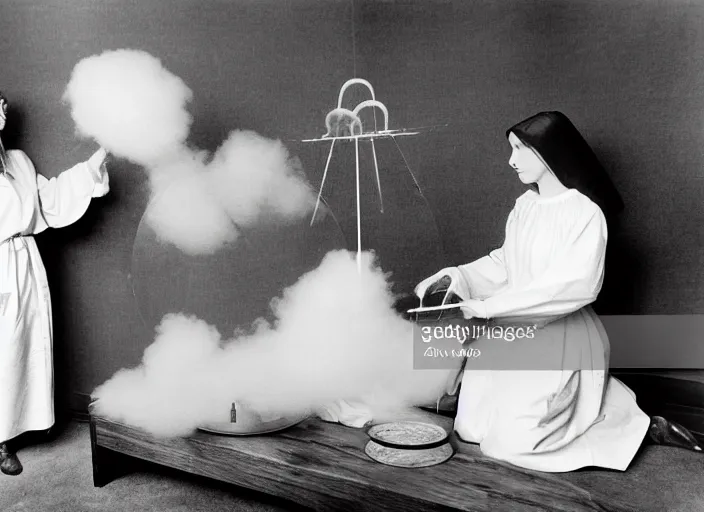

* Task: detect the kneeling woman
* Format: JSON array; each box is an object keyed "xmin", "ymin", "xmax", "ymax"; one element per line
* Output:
[{"xmin": 415, "ymin": 111, "xmax": 700, "ymax": 472}]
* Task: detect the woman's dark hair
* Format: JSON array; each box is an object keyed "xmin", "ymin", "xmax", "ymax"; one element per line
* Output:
[
  {"xmin": 0, "ymin": 91, "xmax": 7, "ymax": 173},
  {"xmin": 506, "ymin": 111, "xmax": 624, "ymax": 221},
  {"xmin": 0, "ymin": 90, "xmax": 7, "ymax": 122}
]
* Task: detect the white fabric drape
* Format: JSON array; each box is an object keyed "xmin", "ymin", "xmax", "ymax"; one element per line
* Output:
[
  {"xmin": 0, "ymin": 149, "xmax": 108, "ymax": 442},
  {"xmin": 454, "ymin": 189, "xmax": 649, "ymax": 472}
]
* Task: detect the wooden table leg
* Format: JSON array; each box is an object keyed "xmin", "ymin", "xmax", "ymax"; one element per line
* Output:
[{"xmin": 89, "ymin": 416, "xmax": 135, "ymax": 487}]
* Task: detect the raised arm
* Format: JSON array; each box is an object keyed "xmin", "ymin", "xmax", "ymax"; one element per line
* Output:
[{"xmin": 21, "ymin": 149, "xmax": 109, "ymax": 233}]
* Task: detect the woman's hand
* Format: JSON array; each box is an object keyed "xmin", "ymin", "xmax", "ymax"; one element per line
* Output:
[
  {"xmin": 459, "ymin": 299, "xmax": 487, "ymax": 320},
  {"xmin": 415, "ymin": 267, "xmax": 469, "ymax": 301},
  {"xmin": 87, "ymin": 148, "xmax": 108, "ymax": 180}
]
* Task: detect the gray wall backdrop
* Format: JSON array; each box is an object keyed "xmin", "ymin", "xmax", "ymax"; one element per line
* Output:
[{"xmin": 0, "ymin": 0, "xmax": 702, "ymax": 414}]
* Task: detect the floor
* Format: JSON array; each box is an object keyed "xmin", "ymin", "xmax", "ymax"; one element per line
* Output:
[{"xmin": 0, "ymin": 422, "xmax": 292, "ymax": 512}]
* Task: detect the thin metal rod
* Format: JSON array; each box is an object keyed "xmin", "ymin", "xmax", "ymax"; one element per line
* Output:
[
  {"xmin": 371, "ymin": 139, "xmax": 383, "ymax": 213},
  {"xmin": 391, "ymin": 135, "xmax": 423, "ymax": 193},
  {"xmin": 301, "ymin": 131, "xmax": 419, "ymax": 143},
  {"xmin": 350, "ymin": 0, "xmax": 357, "ymax": 77},
  {"xmin": 310, "ymin": 138, "xmax": 336, "ymax": 226},
  {"xmin": 355, "ymin": 136, "xmax": 362, "ymax": 274}
]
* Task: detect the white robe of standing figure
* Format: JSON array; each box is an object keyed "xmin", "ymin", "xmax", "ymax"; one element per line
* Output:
[{"xmin": 0, "ymin": 149, "xmax": 109, "ymax": 443}]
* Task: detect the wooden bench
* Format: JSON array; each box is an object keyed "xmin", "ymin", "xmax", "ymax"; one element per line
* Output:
[{"xmin": 89, "ymin": 411, "xmax": 632, "ymax": 511}]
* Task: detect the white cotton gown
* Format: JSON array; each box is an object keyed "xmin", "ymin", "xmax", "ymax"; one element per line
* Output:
[
  {"xmin": 0, "ymin": 149, "xmax": 109, "ymax": 443},
  {"xmin": 453, "ymin": 188, "xmax": 650, "ymax": 472}
]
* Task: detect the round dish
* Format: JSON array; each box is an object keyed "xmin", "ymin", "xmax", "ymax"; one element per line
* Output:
[
  {"xmin": 364, "ymin": 440, "xmax": 454, "ymax": 468},
  {"xmin": 367, "ymin": 421, "xmax": 449, "ymax": 449},
  {"xmin": 198, "ymin": 414, "xmax": 308, "ymax": 436}
]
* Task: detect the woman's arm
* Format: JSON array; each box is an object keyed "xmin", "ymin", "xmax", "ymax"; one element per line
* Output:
[
  {"xmin": 462, "ymin": 205, "xmax": 607, "ymax": 322},
  {"xmin": 457, "ymin": 247, "xmax": 508, "ymax": 299},
  {"xmin": 415, "ymin": 207, "xmax": 513, "ymax": 302},
  {"xmin": 455, "ymin": 208, "xmax": 515, "ymax": 299},
  {"xmin": 24, "ymin": 149, "xmax": 109, "ymax": 232},
  {"xmin": 415, "ymin": 247, "xmax": 508, "ymax": 303}
]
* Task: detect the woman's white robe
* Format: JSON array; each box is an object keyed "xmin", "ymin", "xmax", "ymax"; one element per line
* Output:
[
  {"xmin": 0, "ymin": 149, "xmax": 108, "ymax": 442},
  {"xmin": 453, "ymin": 188, "xmax": 650, "ymax": 472}
]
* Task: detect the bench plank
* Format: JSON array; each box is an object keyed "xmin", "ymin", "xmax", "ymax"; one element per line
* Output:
[{"xmin": 90, "ymin": 414, "xmax": 619, "ymax": 512}]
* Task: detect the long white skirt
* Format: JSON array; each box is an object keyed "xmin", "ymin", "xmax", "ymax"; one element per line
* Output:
[
  {"xmin": 0, "ymin": 235, "xmax": 54, "ymax": 443},
  {"xmin": 454, "ymin": 307, "xmax": 650, "ymax": 472}
]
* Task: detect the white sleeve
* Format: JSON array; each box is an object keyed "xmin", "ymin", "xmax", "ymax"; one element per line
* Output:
[
  {"xmin": 456, "ymin": 209, "xmax": 513, "ymax": 299},
  {"xmin": 457, "ymin": 247, "xmax": 508, "ymax": 299},
  {"xmin": 477, "ymin": 206, "xmax": 607, "ymax": 321},
  {"xmin": 29, "ymin": 152, "xmax": 109, "ymax": 231}
]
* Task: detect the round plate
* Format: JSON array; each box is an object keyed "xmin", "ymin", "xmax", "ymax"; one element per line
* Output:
[
  {"xmin": 198, "ymin": 414, "xmax": 308, "ymax": 436},
  {"xmin": 367, "ymin": 421, "xmax": 449, "ymax": 449},
  {"xmin": 365, "ymin": 440, "xmax": 453, "ymax": 468}
]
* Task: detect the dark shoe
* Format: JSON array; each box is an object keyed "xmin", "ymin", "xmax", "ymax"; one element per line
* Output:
[
  {"xmin": 0, "ymin": 443, "xmax": 23, "ymax": 475},
  {"xmin": 648, "ymin": 416, "xmax": 702, "ymax": 452}
]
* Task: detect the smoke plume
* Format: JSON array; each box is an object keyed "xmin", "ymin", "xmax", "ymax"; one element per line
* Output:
[
  {"xmin": 92, "ymin": 251, "xmax": 460, "ymax": 437},
  {"xmin": 64, "ymin": 49, "xmax": 316, "ymax": 255}
]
